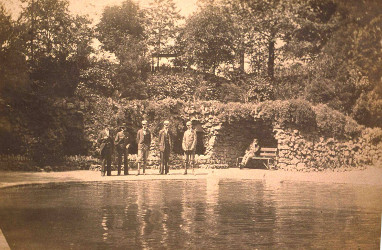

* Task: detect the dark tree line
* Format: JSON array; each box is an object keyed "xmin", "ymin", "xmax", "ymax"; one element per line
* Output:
[{"xmin": 0, "ymin": 0, "xmax": 381, "ymax": 128}]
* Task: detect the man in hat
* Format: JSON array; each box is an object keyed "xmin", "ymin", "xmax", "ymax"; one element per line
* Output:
[
  {"xmin": 136, "ymin": 120, "xmax": 151, "ymax": 175},
  {"xmin": 182, "ymin": 121, "xmax": 197, "ymax": 175},
  {"xmin": 158, "ymin": 120, "xmax": 173, "ymax": 174},
  {"xmin": 114, "ymin": 125, "xmax": 130, "ymax": 175},
  {"xmin": 98, "ymin": 124, "xmax": 113, "ymax": 176}
]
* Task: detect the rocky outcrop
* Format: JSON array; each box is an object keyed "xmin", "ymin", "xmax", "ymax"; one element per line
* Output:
[
  {"xmin": 274, "ymin": 128, "xmax": 382, "ymax": 171},
  {"xmin": 2, "ymin": 96, "xmax": 381, "ymax": 171}
]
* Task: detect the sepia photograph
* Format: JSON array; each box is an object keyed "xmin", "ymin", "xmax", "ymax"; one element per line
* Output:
[{"xmin": 0, "ymin": 0, "xmax": 381, "ymax": 249}]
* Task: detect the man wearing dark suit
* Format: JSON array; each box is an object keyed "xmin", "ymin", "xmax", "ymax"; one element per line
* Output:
[
  {"xmin": 158, "ymin": 120, "xmax": 173, "ymax": 175},
  {"xmin": 98, "ymin": 125, "xmax": 113, "ymax": 176},
  {"xmin": 136, "ymin": 120, "xmax": 151, "ymax": 175},
  {"xmin": 114, "ymin": 125, "xmax": 130, "ymax": 175}
]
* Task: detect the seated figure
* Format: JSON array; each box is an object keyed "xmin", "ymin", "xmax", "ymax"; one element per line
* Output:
[{"xmin": 241, "ymin": 139, "xmax": 260, "ymax": 168}]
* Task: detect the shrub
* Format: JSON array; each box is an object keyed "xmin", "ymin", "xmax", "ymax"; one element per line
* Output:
[
  {"xmin": 314, "ymin": 104, "xmax": 345, "ymax": 138},
  {"xmin": 243, "ymin": 76, "xmax": 274, "ymax": 103},
  {"xmin": 362, "ymin": 127, "xmax": 382, "ymax": 145},
  {"xmin": 28, "ymin": 127, "xmax": 66, "ymax": 166},
  {"xmin": 217, "ymin": 83, "xmax": 243, "ymax": 103},
  {"xmin": 314, "ymin": 104, "xmax": 362, "ymax": 139},
  {"xmin": 258, "ymin": 99, "xmax": 316, "ymax": 131},
  {"xmin": 146, "ymin": 72, "xmax": 220, "ymax": 101},
  {"xmin": 63, "ymin": 155, "xmax": 98, "ymax": 170},
  {"xmin": 305, "ymin": 78, "xmax": 336, "ymax": 104},
  {"xmin": 215, "ymin": 102, "xmax": 257, "ymax": 124}
]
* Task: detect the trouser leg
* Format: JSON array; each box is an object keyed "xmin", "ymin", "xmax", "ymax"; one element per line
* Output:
[
  {"xmin": 124, "ymin": 150, "xmax": 129, "ymax": 175},
  {"xmin": 184, "ymin": 152, "xmax": 189, "ymax": 174},
  {"xmin": 164, "ymin": 157, "xmax": 168, "ymax": 174},
  {"xmin": 137, "ymin": 162, "xmax": 140, "ymax": 175},
  {"xmin": 160, "ymin": 152, "xmax": 163, "ymax": 174},
  {"xmin": 164, "ymin": 151, "xmax": 169, "ymax": 174},
  {"xmin": 160, "ymin": 152, "xmax": 165, "ymax": 174},
  {"xmin": 106, "ymin": 154, "xmax": 112, "ymax": 176},
  {"xmin": 117, "ymin": 151, "xmax": 122, "ymax": 175},
  {"xmin": 101, "ymin": 158, "xmax": 105, "ymax": 176},
  {"xmin": 142, "ymin": 149, "xmax": 148, "ymax": 174},
  {"xmin": 191, "ymin": 153, "xmax": 195, "ymax": 174}
]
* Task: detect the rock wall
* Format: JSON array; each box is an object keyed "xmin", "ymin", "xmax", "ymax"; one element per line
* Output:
[
  {"xmin": 77, "ymin": 98, "xmax": 381, "ymax": 171},
  {"xmin": 4, "ymin": 95, "xmax": 380, "ymax": 171},
  {"xmin": 208, "ymin": 123, "xmax": 256, "ymax": 166},
  {"xmin": 274, "ymin": 128, "xmax": 382, "ymax": 171}
]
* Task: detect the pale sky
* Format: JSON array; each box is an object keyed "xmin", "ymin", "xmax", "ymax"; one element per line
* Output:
[{"xmin": 1, "ymin": 0, "xmax": 198, "ymax": 23}]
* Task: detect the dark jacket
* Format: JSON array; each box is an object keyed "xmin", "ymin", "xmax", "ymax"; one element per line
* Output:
[
  {"xmin": 98, "ymin": 129, "xmax": 113, "ymax": 156},
  {"xmin": 158, "ymin": 128, "xmax": 172, "ymax": 152},
  {"xmin": 114, "ymin": 131, "xmax": 129, "ymax": 153}
]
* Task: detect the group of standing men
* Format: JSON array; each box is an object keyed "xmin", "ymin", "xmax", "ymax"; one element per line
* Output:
[{"xmin": 97, "ymin": 120, "xmax": 197, "ymax": 176}]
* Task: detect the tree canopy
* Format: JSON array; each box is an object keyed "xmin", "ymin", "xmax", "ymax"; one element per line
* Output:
[{"xmin": 0, "ymin": 0, "xmax": 381, "ymax": 128}]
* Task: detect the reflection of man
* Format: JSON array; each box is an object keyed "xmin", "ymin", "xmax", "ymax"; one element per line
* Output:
[
  {"xmin": 114, "ymin": 125, "xmax": 130, "ymax": 175},
  {"xmin": 136, "ymin": 120, "xmax": 151, "ymax": 175},
  {"xmin": 98, "ymin": 125, "xmax": 113, "ymax": 176},
  {"xmin": 159, "ymin": 120, "xmax": 172, "ymax": 175},
  {"xmin": 182, "ymin": 121, "xmax": 196, "ymax": 175}
]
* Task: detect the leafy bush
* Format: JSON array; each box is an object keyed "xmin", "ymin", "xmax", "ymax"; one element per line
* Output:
[
  {"xmin": 63, "ymin": 155, "xmax": 98, "ymax": 170},
  {"xmin": 242, "ymin": 76, "xmax": 274, "ymax": 103},
  {"xmin": 258, "ymin": 99, "xmax": 316, "ymax": 131},
  {"xmin": 314, "ymin": 104, "xmax": 362, "ymax": 139},
  {"xmin": 352, "ymin": 87, "xmax": 382, "ymax": 128},
  {"xmin": 146, "ymin": 72, "xmax": 216, "ymax": 101},
  {"xmin": 305, "ymin": 78, "xmax": 336, "ymax": 104},
  {"xmin": 362, "ymin": 127, "xmax": 382, "ymax": 145},
  {"xmin": 217, "ymin": 83, "xmax": 243, "ymax": 103},
  {"xmin": 28, "ymin": 127, "xmax": 66, "ymax": 166}
]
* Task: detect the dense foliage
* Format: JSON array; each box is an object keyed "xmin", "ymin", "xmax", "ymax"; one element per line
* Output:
[{"xmin": 0, "ymin": 0, "xmax": 381, "ymax": 166}]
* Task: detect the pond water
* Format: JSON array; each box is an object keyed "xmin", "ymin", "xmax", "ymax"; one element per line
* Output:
[{"xmin": 0, "ymin": 179, "xmax": 381, "ymax": 249}]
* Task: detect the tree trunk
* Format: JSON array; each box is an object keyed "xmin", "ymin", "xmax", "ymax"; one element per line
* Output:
[
  {"xmin": 267, "ymin": 38, "xmax": 275, "ymax": 80},
  {"xmin": 239, "ymin": 50, "xmax": 245, "ymax": 73},
  {"xmin": 238, "ymin": 37, "xmax": 245, "ymax": 74},
  {"xmin": 157, "ymin": 31, "xmax": 161, "ymax": 71}
]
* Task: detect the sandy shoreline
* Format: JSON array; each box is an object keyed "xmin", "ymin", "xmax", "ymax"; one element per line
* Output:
[{"xmin": 0, "ymin": 166, "xmax": 381, "ymax": 189}]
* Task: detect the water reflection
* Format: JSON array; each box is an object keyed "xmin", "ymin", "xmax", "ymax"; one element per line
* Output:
[{"xmin": 0, "ymin": 180, "xmax": 381, "ymax": 249}]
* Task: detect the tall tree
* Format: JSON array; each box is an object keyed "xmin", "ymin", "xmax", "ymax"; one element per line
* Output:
[
  {"xmin": 0, "ymin": 4, "xmax": 29, "ymax": 93},
  {"xmin": 303, "ymin": 0, "xmax": 382, "ymax": 127},
  {"xmin": 146, "ymin": 0, "xmax": 182, "ymax": 69},
  {"xmin": 20, "ymin": 0, "xmax": 93, "ymax": 96},
  {"xmin": 242, "ymin": 0, "xmax": 296, "ymax": 80},
  {"xmin": 218, "ymin": 0, "xmax": 256, "ymax": 75},
  {"xmin": 177, "ymin": 4, "xmax": 235, "ymax": 75},
  {"xmin": 96, "ymin": 0, "xmax": 149, "ymax": 97},
  {"xmin": 96, "ymin": 0, "xmax": 145, "ymax": 59}
]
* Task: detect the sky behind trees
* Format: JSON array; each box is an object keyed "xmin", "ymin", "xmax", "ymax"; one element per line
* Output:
[{"xmin": 1, "ymin": 0, "xmax": 197, "ymax": 22}]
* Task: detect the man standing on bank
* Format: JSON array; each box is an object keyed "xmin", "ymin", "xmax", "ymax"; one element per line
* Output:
[
  {"xmin": 159, "ymin": 120, "xmax": 173, "ymax": 175},
  {"xmin": 136, "ymin": 120, "xmax": 151, "ymax": 175},
  {"xmin": 182, "ymin": 121, "xmax": 197, "ymax": 175},
  {"xmin": 98, "ymin": 124, "xmax": 113, "ymax": 176},
  {"xmin": 114, "ymin": 125, "xmax": 130, "ymax": 175}
]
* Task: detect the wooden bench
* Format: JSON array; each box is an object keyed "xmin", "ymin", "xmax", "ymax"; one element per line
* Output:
[{"xmin": 238, "ymin": 147, "xmax": 278, "ymax": 169}]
